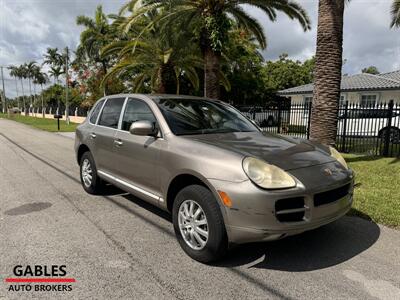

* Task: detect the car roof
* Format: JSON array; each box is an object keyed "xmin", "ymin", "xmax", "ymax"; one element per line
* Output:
[{"xmin": 103, "ymin": 93, "xmax": 228, "ymax": 104}]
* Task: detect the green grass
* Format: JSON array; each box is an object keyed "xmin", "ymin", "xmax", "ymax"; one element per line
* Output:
[
  {"xmin": 0, "ymin": 113, "xmax": 78, "ymax": 132},
  {"xmin": 345, "ymin": 154, "xmax": 400, "ymax": 228}
]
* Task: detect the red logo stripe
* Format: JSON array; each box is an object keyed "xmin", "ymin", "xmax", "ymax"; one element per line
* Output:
[{"xmin": 5, "ymin": 278, "xmax": 76, "ymax": 283}]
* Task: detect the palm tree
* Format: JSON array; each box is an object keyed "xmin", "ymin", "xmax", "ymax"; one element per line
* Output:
[
  {"xmin": 76, "ymin": 5, "xmax": 112, "ymax": 75},
  {"xmin": 391, "ymin": 0, "xmax": 400, "ymax": 28},
  {"xmin": 121, "ymin": 0, "xmax": 310, "ymax": 98},
  {"xmin": 309, "ymin": 0, "xmax": 346, "ymax": 146},
  {"xmin": 48, "ymin": 66, "xmax": 63, "ymax": 85},
  {"xmin": 33, "ymin": 70, "xmax": 49, "ymax": 117},
  {"xmin": 16, "ymin": 65, "xmax": 27, "ymax": 113},
  {"xmin": 102, "ymin": 13, "xmax": 203, "ymax": 94},
  {"xmin": 8, "ymin": 65, "xmax": 20, "ymax": 109},
  {"xmin": 43, "ymin": 48, "xmax": 63, "ymax": 68},
  {"xmin": 24, "ymin": 61, "xmax": 38, "ymax": 115},
  {"xmin": 48, "ymin": 66, "xmax": 64, "ymax": 113}
]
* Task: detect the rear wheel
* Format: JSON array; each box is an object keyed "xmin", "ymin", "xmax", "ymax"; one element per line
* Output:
[
  {"xmin": 80, "ymin": 151, "xmax": 104, "ymax": 195},
  {"xmin": 172, "ymin": 185, "xmax": 228, "ymax": 263}
]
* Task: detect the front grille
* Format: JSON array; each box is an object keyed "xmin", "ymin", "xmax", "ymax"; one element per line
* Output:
[
  {"xmin": 275, "ymin": 197, "xmax": 305, "ymax": 222},
  {"xmin": 314, "ymin": 184, "xmax": 351, "ymax": 207}
]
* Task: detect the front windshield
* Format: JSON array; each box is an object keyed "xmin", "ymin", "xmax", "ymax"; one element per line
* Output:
[{"xmin": 154, "ymin": 98, "xmax": 259, "ymax": 136}]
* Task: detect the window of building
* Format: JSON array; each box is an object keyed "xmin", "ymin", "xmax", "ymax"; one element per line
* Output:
[
  {"xmin": 304, "ymin": 96, "xmax": 313, "ymax": 107},
  {"xmin": 340, "ymin": 95, "xmax": 347, "ymax": 106},
  {"xmin": 360, "ymin": 95, "xmax": 377, "ymax": 107}
]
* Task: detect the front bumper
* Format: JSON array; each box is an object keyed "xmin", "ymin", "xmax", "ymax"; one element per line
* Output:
[{"xmin": 209, "ymin": 161, "xmax": 354, "ymax": 244}]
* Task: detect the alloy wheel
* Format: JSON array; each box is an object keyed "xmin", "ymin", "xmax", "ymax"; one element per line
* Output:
[
  {"xmin": 81, "ymin": 158, "xmax": 93, "ymax": 188},
  {"xmin": 178, "ymin": 200, "xmax": 209, "ymax": 250}
]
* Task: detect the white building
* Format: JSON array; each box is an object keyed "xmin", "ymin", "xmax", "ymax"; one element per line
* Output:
[{"xmin": 278, "ymin": 70, "xmax": 400, "ymax": 106}]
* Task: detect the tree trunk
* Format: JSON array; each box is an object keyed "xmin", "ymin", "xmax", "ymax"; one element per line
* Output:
[
  {"xmin": 204, "ymin": 46, "xmax": 221, "ymax": 99},
  {"xmin": 101, "ymin": 61, "xmax": 108, "ymax": 96},
  {"xmin": 41, "ymin": 84, "xmax": 45, "ymax": 118},
  {"xmin": 20, "ymin": 79, "xmax": 26, "ymax": 114},
  {"xmin": 309, "ymin": 0, "xmax": 345, "ymax": 146},
  {"xmin": 28, "ymin": 77, "xmax": 33, "ymax": 116},
  {"xmin": 155, "ymin": 63, "xmax": 176, "ymax": 94},
  {"xmin": 14, "ymin": 76, "xmax": 19, "ymax": 109}
]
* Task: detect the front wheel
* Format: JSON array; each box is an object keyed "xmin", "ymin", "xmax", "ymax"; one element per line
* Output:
[
  {"xmin": 379, "ymin": 127, "xmax": 400, "ymax": 144},
  {"xmin": 172, "ymin": 185, "xmax": 228, "ymax": 263},
  {"xmin": 80, "ymin": 151, "xmax": 104, "ymax": 195}
]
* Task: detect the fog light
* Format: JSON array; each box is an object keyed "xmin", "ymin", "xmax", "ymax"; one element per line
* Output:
[{"xmin": 218, "ymin": 191, "xmax": 232, "ymax": 207}]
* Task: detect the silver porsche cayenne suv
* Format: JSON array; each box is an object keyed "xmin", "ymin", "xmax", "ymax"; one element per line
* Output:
[{"xmin": 75, "ymin": 94, "xmax": 354, "ymax": 262}]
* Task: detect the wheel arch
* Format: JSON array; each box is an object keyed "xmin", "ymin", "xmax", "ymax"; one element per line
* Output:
[
  {"xmin": 378, "ymin": 126, "xmax": 400, "ymax": 137},
  {"xmin": 166, "ymin": 173, "xmax": 219, "ymax": 213},
  {"xmin": 77, "ymin": 144, "xmax": 91, "ymax": 165}
]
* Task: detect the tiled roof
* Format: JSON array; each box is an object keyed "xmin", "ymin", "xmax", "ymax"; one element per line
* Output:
[
  {"xmin": 380, "ymin": 70, "xmax": 400, "ymax": 83},
  {"xmin": 278, "ymin": 71, "xmax": 400, "ymax": 95}
]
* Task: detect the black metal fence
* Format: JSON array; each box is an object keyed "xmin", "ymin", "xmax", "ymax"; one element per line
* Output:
[{"xmin": 240, "ymin": 100, "xmax": 400, "ymax": 157}]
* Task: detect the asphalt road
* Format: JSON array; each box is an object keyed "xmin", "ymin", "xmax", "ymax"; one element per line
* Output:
[{"xmin": 0, "ymin": 119, "xmax": 399, "ymax": 300}]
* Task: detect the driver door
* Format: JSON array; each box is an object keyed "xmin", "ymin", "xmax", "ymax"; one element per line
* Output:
[{"xmin": 113, "ymin": 98, "xmax": 163, "ymax": 205}]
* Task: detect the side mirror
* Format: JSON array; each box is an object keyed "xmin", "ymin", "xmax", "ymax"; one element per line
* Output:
[{"xmin": 129, "ymin": 120, "xmax": 158, "ymax": 137}]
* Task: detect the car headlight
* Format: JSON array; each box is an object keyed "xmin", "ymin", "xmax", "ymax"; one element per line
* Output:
[
  {"xmin": 329, "ymin": 146, "xmax": 348, "ymax": 169},
  {"xmin": 242, "ymin": 157, "xmax": 296, "ymax": 189}
]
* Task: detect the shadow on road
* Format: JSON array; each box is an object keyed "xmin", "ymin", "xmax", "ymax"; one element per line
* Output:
[
  {"xmin": 102, "ymin": 183, "xmax": 380, "ymax": 272},
  {"xmin": 110, "ymin": 186, "xmax": 380, "ymax": 272},
  {"xmin": 213, "ymin": 216, "xmax": 380, "ymax": 271}
]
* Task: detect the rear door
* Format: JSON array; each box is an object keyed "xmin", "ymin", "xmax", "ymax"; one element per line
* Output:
[
  {"xmin": 92, "ymin": 97, "xmax": 126, "ymax": 175},
  {"xmin": 113, "ymin": 98, "xmax": 163, "ymax": 203}
]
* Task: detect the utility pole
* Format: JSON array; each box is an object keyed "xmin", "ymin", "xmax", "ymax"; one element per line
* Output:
[
  {"xmin": 65, "ymin": 47, "xmax": 70, "ymax": 125},
  {"xmin": 0, "ymin": 66, "xmax": 6, "ymax": 113}
]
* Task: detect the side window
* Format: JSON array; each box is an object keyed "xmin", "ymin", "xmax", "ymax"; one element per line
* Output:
[
  {"xmin": 121, "ymin": 99, "xmax": 157, "ymax": 131},
  {"xmin": 98, "ymin": 98, "xmax": 125, "ymax": 129},
  {"xmin": 89, "ymin": 99, "xmax": 105, "ymax": 124}
]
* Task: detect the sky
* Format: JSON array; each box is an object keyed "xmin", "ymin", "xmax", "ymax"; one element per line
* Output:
[{"xmin": 0, "ymin": 0, "xmax": 399, "ymax": 98}]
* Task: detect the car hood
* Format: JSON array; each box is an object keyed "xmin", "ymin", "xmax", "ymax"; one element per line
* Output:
[{"xmin": 183, "ymin": 131, "xmax": 335, "ymax": 171}]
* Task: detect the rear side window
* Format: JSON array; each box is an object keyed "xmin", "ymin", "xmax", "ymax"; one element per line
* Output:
[
  {"xmin": 121, "ymin": 99, "xmax": 157, "ymax": 131},
  {"xmin": 89, "ymin": 99, "xmax": 105, "ymax": 124},
  {"xmin": 98, "ymin": 98, "xmax": 125, "ymax": 129}
]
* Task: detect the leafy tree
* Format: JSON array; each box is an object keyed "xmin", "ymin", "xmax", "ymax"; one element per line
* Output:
[
  {"xmin": 391, "ymin": 0, "xmax": 400, "ymax": 28},
  {"xmin": 220, "ymin": 28, "xmax": 265, "ymax": 105},
  {"xmin": 262, "ymin": 54, "xmax": 314, "ymax": 93},
  {"xmin": 120, "ymin": 0, "xmax": 311, "ymax": 99},
  {"xmin": 362, "ymin": 66, "xmax": 380, "ymax": 75}
]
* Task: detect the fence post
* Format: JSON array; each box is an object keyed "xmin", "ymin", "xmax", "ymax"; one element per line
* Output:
[
  {"xmin": 341, "ymin": 101, "xmax": 349, "ymax": 152},
  {"xmin": 306, "ymin": 102, "xmax": 312, "ymax": 139},
  {"xmin": 383, "ymin": 100, "xmax": 394, "ymax": 157},
  {"xmin": 277, "ymin": 101, "xmax": 282, "ymax": 134}
]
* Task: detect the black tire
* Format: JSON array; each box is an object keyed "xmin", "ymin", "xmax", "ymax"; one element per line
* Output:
[
  {"xmin": 172, "ymin": 185, "xmax": 228, "ymax": 263},
  {"xmin": 79, "ymin": 151, "xmax": 104, "ymax": 195},
  {"xmin": 379, "ymin": 127, "xmax": 400, "ymax": 144}
]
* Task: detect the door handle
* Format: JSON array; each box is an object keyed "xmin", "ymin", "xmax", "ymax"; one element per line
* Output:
[
  {"xmin": 90, "ymin": 133, "xmax": 96, "ymax": 139},
  {"xmin": 114, "ymin": 139, "xmax": 123, "ymax": 147}
]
